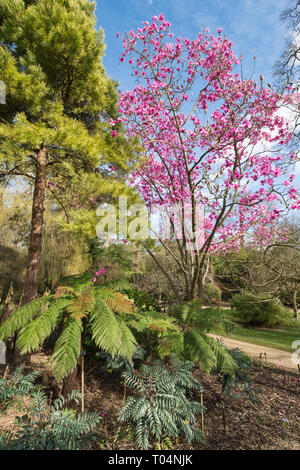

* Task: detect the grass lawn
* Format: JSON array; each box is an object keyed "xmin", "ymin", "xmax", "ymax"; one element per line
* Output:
[{"xmin": 217, "ymin": 319, "xmax": 300, "ymax": 352}]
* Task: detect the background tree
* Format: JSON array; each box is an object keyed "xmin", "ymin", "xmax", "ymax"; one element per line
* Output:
[{"xmin": 274, "ymin": 0, "xmax": 300, "ymax": 158}]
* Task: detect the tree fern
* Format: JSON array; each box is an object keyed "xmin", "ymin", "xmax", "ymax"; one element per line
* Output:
[
  {"xmin": 67, "ymin": 289, "xmax": 96, "ymax": 320},
  {"xmin": 0, "ymin": 272, "xmax": 138, "ymax": 382},
  {"xmin": 115, "ymin": 317, "xmax": 137, "ymax": 360}
]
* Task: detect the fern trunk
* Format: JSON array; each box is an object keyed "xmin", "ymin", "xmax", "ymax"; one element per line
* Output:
[{"xmin": 62, "ymin": 364, "xmax": 80, "ymax": 397}]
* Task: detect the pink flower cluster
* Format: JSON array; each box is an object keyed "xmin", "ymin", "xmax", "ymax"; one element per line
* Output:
[
  {"xmin": 91, "ymin": 266, "xmax": 112, "ymax": 283},
  {"xmin": 114, "ymin": 13, "xmax": 300, "ymax": 252}
]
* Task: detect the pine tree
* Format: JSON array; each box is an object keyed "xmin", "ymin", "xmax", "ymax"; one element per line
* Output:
[{"xmin": 0, "ymin": 0, "xmax": 139, "ymax": 305}]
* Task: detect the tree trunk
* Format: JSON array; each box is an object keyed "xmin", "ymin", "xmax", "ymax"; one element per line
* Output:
[
  {"xmin": 0, "ymin": 283, "xmax": 14, "ymax": 326},
  {"xmin": 23, "ymin": 146, "xmax": 47, "ymax": 305},
  {"xmin": 292, "ymin": 289, "xmax": 298, "ymax": 320},
  {"xmin": 14, "ymin": 146, "xmax": 47, "ymax": 366}
]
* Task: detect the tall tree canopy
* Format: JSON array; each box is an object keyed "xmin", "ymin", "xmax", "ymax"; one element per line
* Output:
[
  {"xmin": 0, "ymin": 0, "xmax": 139, "ymax": 304},
  {"xmin": 116, "ymin": 14, "xmax": 300, "ymax": 300}
]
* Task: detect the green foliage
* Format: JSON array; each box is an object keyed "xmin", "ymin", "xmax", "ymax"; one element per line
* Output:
[
  {"xmin": 0, "ymin": 367, "xmax": 39, "ymax": 412},
  {"xmin": 96, "ymin": 346, "xmax": 146, "ymax": 373},
  {"xmin": 0, "ymin": 387, "xmax": 100, "ymax": 450},
  {"xmin": 50, "ymin": 316, "xmax": 83, "ymax": 381},
  {"xmin": 0, "ymin": 296, "xmax": 49, "ymax": 340},
  {"xmin": 129, "ymin": 310, "xmax": 184, "ymax": 360},
  {"xmin": 211, "ymin": 345, "xmax": 259, "ymax": 402},
  {"xmin": 203, "ymin": 283, "xmax": 222, "ymax": 305},
  {"xmin": 16, "ymin": 297, "xmax": 70, "ymax": 354},
  {"xmin": 230, "ymin": 293, "xmax": 290, "ymax": 327},
  {"xmin": 169, "ymin": 302, "xmax": 237, "ymax": 375},
  {"xmin": 117, "ymin": 360, "xmax": 205, "ymax": 450},
  {"xmin": 0, "ymin": 273, "xmax": 137, "ymax": 381},
  {"xmin": 125, "ymin": 288, "xmax": 161, "ymax": 313},
  {"xmin": 0, "ymin": 0, "xmax": 141, "ymax": 245}
]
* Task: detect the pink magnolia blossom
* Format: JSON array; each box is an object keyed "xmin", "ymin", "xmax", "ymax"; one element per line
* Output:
[{"xmin": 115, "ymin": 14, "xmax": 300, "ymax": 297}]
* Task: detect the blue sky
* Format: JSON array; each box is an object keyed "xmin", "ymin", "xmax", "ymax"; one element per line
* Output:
[{"xmin": 96, "ymin": 0, "xmax": 289, "ymax": 91}]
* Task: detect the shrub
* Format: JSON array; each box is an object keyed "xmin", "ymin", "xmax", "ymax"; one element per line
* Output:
[
  {"xmin": 116, "ymin": 359, "xmax": 205, "ymax": 449},
  {"xmin": 0, "ymin": 367, "xmax": 39, "ymax": 412},
  {"xmin": 203, "ymin": 283, "xmax": 221, "ymax": 305},
  {"xmin": 0, "ymin": 387, "xmax": 100, "ymax": 450},
  {"xmin": 124, "ymin": 288, "xmax": 160, "ymax": 313},
  {"xmin": 230, "ymin": 293, "xmax": 289, "ymax": 327}
]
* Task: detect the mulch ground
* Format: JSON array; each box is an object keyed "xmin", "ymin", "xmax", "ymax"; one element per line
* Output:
[{"xmin": 1, "ymin": 355, "xmax": 299, "ymax": 450}]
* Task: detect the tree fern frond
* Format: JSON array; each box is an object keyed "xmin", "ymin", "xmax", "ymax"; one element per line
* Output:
[
  {"xmin": 89, "ymin": 297, "xmax": 122, "ymax": 357},
  {"xmin": 94, "ymin": 288, "xmax": 135, "ymax": 314},
  {"xmin": 184, "ymin": 330, "xmax": 216, "ymax": 372},
  {"xmin": 157, "ymin": 332, "xmax": 184, "ymax": 359},
  {"xmin": 50, "ymin": 317, "xmax": 82, "ymax": 380},
  {"xmin": 67, "ymin": 291, "xmax": 95, "ymax": 320},
  {"xmin": 0, "ymin": 296, "xmax": 49, "ymax": 341},
  {"xmin": 16, "ymin": 297, "xmax": 70, "ymax": 354},
  {"xmin": 205, "ymin": 336, "xmax": 238, "ymax": 375},
  {"xmin": 130, "ymin": 312, "xmax": 178, "ymax": 334},
  {"xmin": 54, "ymin": 286, "xmax": 78, "ymax": 300},
  {"xmin": 115, "ymin": 317, "xmax": 137, "ymax": 360}
]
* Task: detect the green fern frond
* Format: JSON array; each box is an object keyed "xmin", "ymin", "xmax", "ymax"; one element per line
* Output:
[
  {"xmin": 157, "ymin": 332, "xmax": 184, "ymax": 359},
  {"xmin": 0, "ymin": 296, "xmax": 49, "ymax": 341},
  {"xmin": 94, "ymin": 288, "xmax": 135, "ymax": 314},
  {"xmin": 50, "ymin": 317, "xmax": 83, "ymax": 380},
  {"xmin": 206, "ymin": 336, "xmax": 238, "ymax": 375},
  {"xmin": 130, "ymin": 312, "xmax": 178, "ymax": 334},
  {"xmin": 89, "ymin": 297, "xmax": 122, "ymax": 357},
  {"xmin": 54, "ymin": 286, "xmax": 78, "ymax": 300},
  {"xmin": 115, "ymin": 317, "xmax": 137, "ymax": 360},
  {"xmin": 16, "ymin": 297, "xmax": 71, "ymax": 355},
  {"xmin": 67, "ymin": 291, "xmax": 95, "ymax": 320},
  {"xmin": 184, "ymin": 330, "xmax": 216, "ymax": 372}
]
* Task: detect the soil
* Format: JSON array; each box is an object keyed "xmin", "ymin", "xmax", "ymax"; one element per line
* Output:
[{"xmin": 1, "ymin": 352, "xmax": 299, "ymax": 451}]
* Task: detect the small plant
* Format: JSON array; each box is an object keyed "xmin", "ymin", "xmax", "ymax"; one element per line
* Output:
[
  {"xmin": 124, "ymin": 288, "xmax": 160, "ymax": 313},
  {"xmin": 230, "ymin": 293, "xmax": 289, "ymax": 327},
  {"xmin": 0, "ymin": 367, "xmax": 39, "ymax": 412},
  {"xmin": 203, "ymin": 283, "xmax": 222, "ymax": 305},
  {"xmin": 117, "ymin": 359, "xmax": 205, "ymax": 449},
  {"xmin": 0, "ymin": 388, "xmax": 101, "ymax": 450}
]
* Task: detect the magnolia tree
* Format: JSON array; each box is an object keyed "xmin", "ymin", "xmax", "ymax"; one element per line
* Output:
[{"xmin": 113, "ymin": 14, "xmax": 300, "ymax": 301}]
